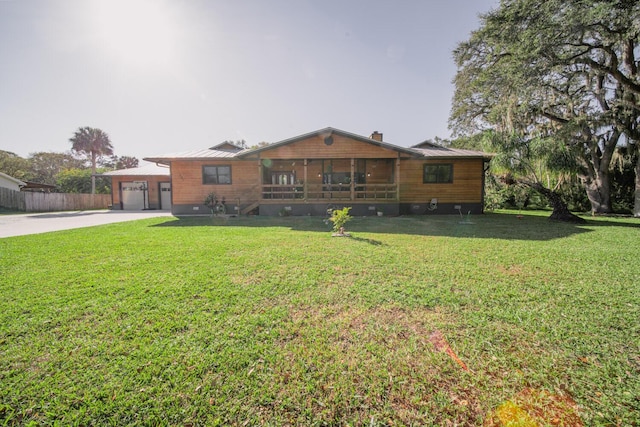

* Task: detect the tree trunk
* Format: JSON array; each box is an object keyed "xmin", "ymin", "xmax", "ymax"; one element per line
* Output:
[
  {"xmin": 634, "ymin": 153, "xmax": 640, "ymax": 217},
  {"xmin": 582, "ymin": 171, "xmax": 612, "ymax": 214},
  {"xmin": 525, "ymin": 181, "xmax": 587, "ymax": 223},
  {"xmin": 576, "ymin": 129, "xmax": 618, "ymax": 215}
]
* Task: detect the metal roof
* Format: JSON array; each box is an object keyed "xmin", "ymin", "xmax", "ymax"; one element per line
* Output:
[
  {"xmin": 237, "ymin": 127, "xmax": 420, "ymax": 158},
  {"xmin": 142, "ymin": 127, "xmax": 492, "ymax": 163},
  {"xmin": 101, "ymin": 162, "xmax": 171, "ymax": 176},
  {"xmin": 144, "ymin": 148, "xmax": 250, "ymax": 164},
  {"xmin": 411, "ymin": 147, "xmax": 492, "ymax": 159}
]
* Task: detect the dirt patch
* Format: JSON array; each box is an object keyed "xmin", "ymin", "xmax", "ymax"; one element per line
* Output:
[
  {"xmin": 484, "ymin": 388, "xmax": 583, "ymax": 427},
  {"xmin": 497, "ymin": 264, "xmax": 524, "ymax": 276}
]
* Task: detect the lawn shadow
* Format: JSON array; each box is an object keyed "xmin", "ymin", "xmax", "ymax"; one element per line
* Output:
[
  {"xmin": 348, "ymin": 235, "xmax": 384, "ymax": 246},
  {"xmin": 150, "ymin": 211, "xmax": 640, "ymax": 241},
  {"xmin": 27, "ymin": 210, "xmax": 108, "ymax": 219}
]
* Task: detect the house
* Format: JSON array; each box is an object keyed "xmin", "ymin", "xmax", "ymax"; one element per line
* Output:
[
  {"xmin": 143, "ymin": 127, "xmax": 491, "ymax": 216},
  {"xmin": 21, "ymin": 181, "xmax": 57, "ymax": 192},
  {"xmin": 0, "ymin": 172, "xmax": 26, "ymax": 191},
  {"xmin": 101, "ymin": 162, "xmax": 171, "ymax": 210}
]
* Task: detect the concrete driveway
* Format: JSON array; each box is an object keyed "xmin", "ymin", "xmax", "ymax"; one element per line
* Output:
[{"xmin": 0, "ymin": 210, "xmax": 173, "ymax": 238}]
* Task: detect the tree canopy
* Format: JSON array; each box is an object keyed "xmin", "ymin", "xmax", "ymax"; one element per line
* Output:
[
  {"xmin": 450, "ymin": 0, "xmax": 640, "ymax": 215},
  {"xmin": 100, "ymin": 155, "xmax": 140, "ymax": 170},
  {"xmin": 0, "ymin": 127, "xmax": 132, "ymax": 194},
  {"xmin": 69, "ymin": 127, "xmax": 114, "ymax": 194},
  {"xmin": 56, "ymin": 168, "xmax": 111, "ymax": 194},
  {"xmin": 29, "ymin": 152, "xmax": 85, "ymax": 186},
  {"xmin": 0, "ymin": 150, "xmax": 32, "ymax": 181}
]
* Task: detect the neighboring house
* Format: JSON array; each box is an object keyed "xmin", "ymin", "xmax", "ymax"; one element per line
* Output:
[
  {"xmin": 144, "ymin": 127, "xmax": 491, "ymax": 216},
  {"xmin": 0, "ymin": 172, "xmax": 26, "ymax": 191},
  {"xmin": 101, "ymin": 162, "xmax": 171, "ymax": 210},
  {"xmin": 21, "ymin": 181, "xmax": 57, "ymax": 192}
]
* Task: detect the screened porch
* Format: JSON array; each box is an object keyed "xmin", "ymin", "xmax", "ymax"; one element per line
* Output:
[{"xmin": 260, "ymin": 158, "xmax": 398, "ymax": 201}]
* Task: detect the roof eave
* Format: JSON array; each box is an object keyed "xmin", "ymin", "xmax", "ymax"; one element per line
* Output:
[{"xmin": 142, "ymin": 158, "xmax": 173, "ymax": 165}]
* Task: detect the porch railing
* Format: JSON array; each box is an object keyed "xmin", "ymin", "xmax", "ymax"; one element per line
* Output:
[
  {"xmin": 261, "ymin": 185, "xmax": 305, "ymax": 200},
  {"xmin": 261, "ymin": 184, "xmax": 397, "ymax": 200},
  {"xmin": 352, "ymin": 184, "xmax": 397, "ymax": 200}
]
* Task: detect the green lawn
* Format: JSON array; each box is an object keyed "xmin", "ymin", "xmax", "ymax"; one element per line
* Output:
[{"xmin": 1, "ymin": 212, "xmax": 638, "ymax": 426}]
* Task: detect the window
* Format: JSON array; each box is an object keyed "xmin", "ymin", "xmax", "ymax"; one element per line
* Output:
[
  {"xmin": 423, "ymin": 164, "xmax": 453, "ymax": 183},
  {"xmin": 203, "ymin": 165, "xmax": 231, "ymax": 184}
]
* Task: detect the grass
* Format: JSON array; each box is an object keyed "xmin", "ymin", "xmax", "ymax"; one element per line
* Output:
[{"xmin": 0, "ymin": 211, "xmax": 639, "ymax": 426}]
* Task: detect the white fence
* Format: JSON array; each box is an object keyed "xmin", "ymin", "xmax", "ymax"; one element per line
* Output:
[{"xmin": 0, "ymin": 188, "xmax": 111, "ymax": 212}]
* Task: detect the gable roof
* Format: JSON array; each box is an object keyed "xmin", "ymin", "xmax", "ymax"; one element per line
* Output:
[
  {"xmin": 412, "ymin": 140, "xmax": 441, "ymax": 149},
  {"xmin": 209, "ymin": 141, "xmax": 245, "ymax": 152},
  {"xmin": 143, "ymin": 127, "xmax": 492, "ymax": 164},
  {"xmin": 236, "ymin": 127, "xmax": 419, "ymax": 158}
]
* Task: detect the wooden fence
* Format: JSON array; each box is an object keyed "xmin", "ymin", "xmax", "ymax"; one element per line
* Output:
[{"xmin": 0, "ymin": 188, "xmax": 111, "ymax": 212}]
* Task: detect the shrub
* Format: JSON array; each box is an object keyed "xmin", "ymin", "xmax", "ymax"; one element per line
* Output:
[{"xmin": 328, "ymin": 207, "xmax": 352, "ymax": 233}]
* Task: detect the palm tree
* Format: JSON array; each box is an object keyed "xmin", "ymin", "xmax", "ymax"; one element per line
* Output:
[{"xmin": 69, "ymin": 127, "xmax": 114, "ymax": 194}]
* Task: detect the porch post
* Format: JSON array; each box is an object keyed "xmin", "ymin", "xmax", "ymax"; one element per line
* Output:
[
  {"xmin": 303, "ymin": 159, "xmax": 308, "ymax": 199},
  {"xmin": 350, "ymin": 158, "xmax": 355, "ymax": 200}
]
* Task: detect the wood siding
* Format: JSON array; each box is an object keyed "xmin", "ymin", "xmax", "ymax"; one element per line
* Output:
[
  {"xmin": 166, "ymin": 134, "xmax": 486, "ymax": 212},
  {"xmin": 255, "ymin": 134, "xmax": 401, "ymax": 159},
  {"xmin": 171, "ymin": 160, "xmax": 261, "ymax": 206},
  {"xmin": 399, "ymin": 158, "xmax": 484, "ymax": 203}
]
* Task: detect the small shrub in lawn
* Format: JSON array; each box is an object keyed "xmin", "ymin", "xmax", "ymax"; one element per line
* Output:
[{"xmin": 328, "ymin": 206, "xmax": 352, "ymax": 235}]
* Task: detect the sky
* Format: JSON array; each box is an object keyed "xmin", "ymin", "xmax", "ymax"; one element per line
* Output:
[{"xmin": 0, "ymin": 0, "xmax": 497, "ymax": 161}]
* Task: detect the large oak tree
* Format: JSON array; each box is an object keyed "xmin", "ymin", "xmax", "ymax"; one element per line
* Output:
[{"xmin": 451, "ymin": 0, "xmax": 640, "ymax": 215}]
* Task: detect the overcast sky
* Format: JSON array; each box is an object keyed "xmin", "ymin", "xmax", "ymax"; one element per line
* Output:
[{"xmin": 0, "ymin": 0, "xmax": 497, "ymax": 161}]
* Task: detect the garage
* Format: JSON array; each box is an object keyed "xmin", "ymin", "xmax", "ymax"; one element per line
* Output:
[
  {"xmin": 121, "ymin": 181, "xmax": 147, "ymax": 210},
  {"xmin": 101, "ymin": 162, "xmax": 171, "ymax": 211}
]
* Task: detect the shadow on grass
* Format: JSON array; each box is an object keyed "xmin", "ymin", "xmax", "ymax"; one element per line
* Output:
[
  {"xmin": 349, "ymin": 236, "xmax": 384, "ymax": 246},
  {"xmin": 151, "ymin": 211, "xmax": 638, "ymax": 241},
  {"xmin": 27, "ymin": 211, "xmax": 108, "ymax": 219}
]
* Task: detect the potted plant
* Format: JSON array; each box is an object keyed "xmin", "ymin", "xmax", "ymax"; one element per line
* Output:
[{"xmin": 329, "ymin": 206, "xmax": 352, "ymax": 236}]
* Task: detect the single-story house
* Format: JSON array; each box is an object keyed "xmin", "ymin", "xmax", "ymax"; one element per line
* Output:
[
  {"xmin": 0, "ymin": 172, "xmax": 26, "ymax": 191},
  {"xmin": 143, "ymin": 127, "xmax": 491, "ymax": 216},
  {"xmin": 101, "ymin": 162, "xmax": 171, "ymax": 210}
]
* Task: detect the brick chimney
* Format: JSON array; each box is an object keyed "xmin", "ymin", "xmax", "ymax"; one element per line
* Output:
[{"xmin": 370, "ymin": 131, "xmax": 383, "ymax": 142}]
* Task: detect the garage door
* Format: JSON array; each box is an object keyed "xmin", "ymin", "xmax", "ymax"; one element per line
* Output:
[
  {"xmin": 160, "ymin": 182, "xmax": 171, "ymax": 210},
  {"xmin": 121, "ymin": 181, "xmax": 146, "ymax": 210}
]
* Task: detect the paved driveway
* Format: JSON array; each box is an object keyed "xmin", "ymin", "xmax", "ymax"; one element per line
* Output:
[{"xmin": 0, "ymin": 210, "xmax": 173, "ymax": 238}]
